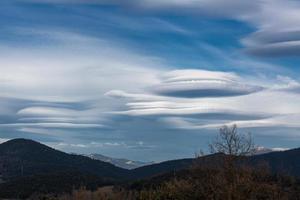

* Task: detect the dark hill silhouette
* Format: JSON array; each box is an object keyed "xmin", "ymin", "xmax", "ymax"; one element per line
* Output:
[
  {"xmin": 131, "ymin": 153, "xmax": 228, "ymax": 179},
  {"xmin": 249, "ymin": 147, "xmax": 300, "ymax": 177},
  {"xmin": 131, "ymin": 158, "xmax": 193, "ymax": 179},
  {"xmin": 131, "ymin": 148, "xmax": 300, "ymax": 179},
  {"xmin": 0, "ymin": 138, "xmax": 129, "ymax": 181}
]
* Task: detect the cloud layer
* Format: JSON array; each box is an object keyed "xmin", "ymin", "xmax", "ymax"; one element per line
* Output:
[{"xmin": 108, "ymin": 69, "xmax": 300, "ymax": 133}]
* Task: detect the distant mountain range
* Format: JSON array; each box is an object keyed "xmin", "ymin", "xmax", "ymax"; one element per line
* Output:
[
  {"xmin": 0, "ymin": 138, "xmax": 299, "ymax": 198},
  {"xmin": 252, "ymin": 146, "xmax": 290, "ymax": 155},
  {"xmin": 86, "ymin": 146, "xmax": 288, "ymax": 170},
  {"xmin": 87, "ymin": 153, "xmax": 154, "ymax": 169}
]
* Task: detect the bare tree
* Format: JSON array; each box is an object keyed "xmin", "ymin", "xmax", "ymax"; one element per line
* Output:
[
  {"xmin": 208, "ymin": 125, "xmax": 256, "ymax": 199},
  {"xmin": 209, "ymin": 124, "xmax": 254, "ymax": 156}
]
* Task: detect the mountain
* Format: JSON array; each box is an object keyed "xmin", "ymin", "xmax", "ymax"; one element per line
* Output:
[
  {"xmin": 0, "ymin": 139, "xmax": 133, "ymax": 198},
  {"xmin": 0, "ymin": 139, "xmax": 129, "ymax": 181},
  {"xmin": 252, "ymin": 146, "xmax": 289, "ymax": 155},
  {"xmin": 88, "ymin": 153, "xmax": 153, "ymax": 169}
]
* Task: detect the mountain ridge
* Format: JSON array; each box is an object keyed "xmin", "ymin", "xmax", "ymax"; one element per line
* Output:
[
  {"xmin": 0, "ymin": 138, "xmax": 300, "ymax": 198},
  {"xmin": 88, "ymin": 153, "xmax": 154, "ymax": 169}
]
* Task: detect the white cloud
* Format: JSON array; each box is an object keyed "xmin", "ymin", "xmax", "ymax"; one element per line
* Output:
[
  {"xmin": 237, "ymin": 0, "xmax": 300, "ymax": 57},
  {"xmin": 0, "ymin": 122, "xmax": 105, "ymax": 129},
  {"xmin": 105, "ymin": 90, "xmax": 164, "ymax": 101},
  {"xmin": 51, "ymin": 140, "xmax": 155, "ymax": 150},
  {"xmin": 18, "ymin": 127, "xmax": 60, "ymax": 135},
  {"xmin": 16, "ymin": 0, "xmax": 117, "ymax": 4},
  {"xmin": 151, "ymin": 69, "xmax": 263, "ymax": 98},
  {"xmin": 272, "ymin": 76, "xmax": 300, "ymax": 93},
  {"xmin": 57, "ymin": 142, "xmax": 88, "ymax": 148},
  {"xmin": 132, "ymin": 0, "xmax": 300, "ymax": 57},
  {"xmin": 175, "ymin": 114, "xmax": 300, "ymax": 130},
  {"xmin": 17, "ymin": 107, "xmax": 79, "ymax": 117},
  {"xmin": 0, "ymin": 28, "xmax": 163, "ymax": 102}
]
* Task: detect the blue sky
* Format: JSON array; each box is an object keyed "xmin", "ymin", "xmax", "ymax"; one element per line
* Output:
[{"xmin": 1, "ymin": 0, "xmax": 300, "ymax": 161}]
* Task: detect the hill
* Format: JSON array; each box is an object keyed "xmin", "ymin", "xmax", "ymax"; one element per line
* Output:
[
  {"xmin": 131, "ymin": 148, "xmax": 300, "ymax": 179},
  {"xmin": 0, "ymin": 139, "xmax": 129, "ymax": 181},
  {"xmin": 0, "ymin": 139, "xmax": 131, "ymax": 182},
  {"xmin": 0, "ymin": 139, "xmax": 133, "ymax": 198},
  {"xmin": 250, "ymin": 147, "xmax": 300, "ymax": 176}
]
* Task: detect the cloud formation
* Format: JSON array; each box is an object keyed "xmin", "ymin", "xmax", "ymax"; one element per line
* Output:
[
  {"xmin": 151, "ymin": 70, "xmax": 263, "ymax": 98},
  {"xmin": 107, "ymin": 68, "xmax": 300, "ymax": 139},
  {"xmin": 138, "ymin": 0, "xmax": 300, "ymax": 57},
  {"xmin": 132, "ymin": 0, "xmax": 300, "ymax": 57}
]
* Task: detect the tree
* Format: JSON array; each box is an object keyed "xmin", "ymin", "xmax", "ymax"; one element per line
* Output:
[
  {"xmin": 207, "ymin": 125, "xmax": 256, "ymax": 199},
  {"xmin": 209, "ymin": 124, "xmax": 254, "ymax": 156}
]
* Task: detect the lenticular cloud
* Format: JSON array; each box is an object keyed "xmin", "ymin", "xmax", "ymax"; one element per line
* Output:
[{"xmin": 152, "ymin": 70, "xmax": 263, "ymax": 98}]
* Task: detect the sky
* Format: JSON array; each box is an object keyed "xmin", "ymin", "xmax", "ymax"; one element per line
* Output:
[{"xmin": 1, "ymin": 0, "xmax": 300, "ymax": 162}]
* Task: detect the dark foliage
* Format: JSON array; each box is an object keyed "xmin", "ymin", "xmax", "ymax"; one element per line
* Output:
[
  {"xmin": 0, "ymin": 139, "xmax": 129, "ymax": 198},
  {"xmin": 0, "ymin": 171, "xmax": 113, "ymax": 199},
  {"xmin": 130, "ymin": 167, "xmax": 300, "ymax": 200},
  {"xmin": 56, "ymin": 164, "xmax": 300, "ymax": 200}
]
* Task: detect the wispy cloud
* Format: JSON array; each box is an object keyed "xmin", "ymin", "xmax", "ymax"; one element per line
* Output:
[{"xmin": 0, "ymin": 27, "xmax": 165, "ymax": 142}]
